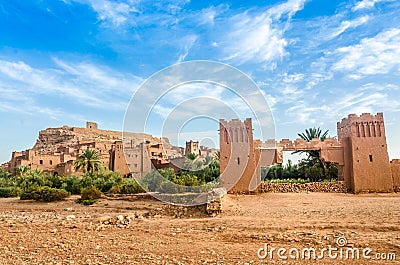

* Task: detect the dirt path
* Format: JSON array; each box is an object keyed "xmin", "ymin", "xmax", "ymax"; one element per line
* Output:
[{"xmin": 0, "ymin": 193, "xmax": 399, "ymax": 264}]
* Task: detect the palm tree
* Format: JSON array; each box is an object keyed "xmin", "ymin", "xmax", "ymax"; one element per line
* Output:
[
  {"xmin": 186, "ymin": 153, "xmax": 199, "ymax": 161},
  {"xmin": 213, "ymin": 151, "xmax": 220, "ymax": 161},
  {"xmin": 74, "ymin": 148, "xmax": 102, "ymax": 174},
  {"xmin": 298, "ymin": 127, "xmax": 329, "ymax": 142},
  {"xmin": 295, "ymin": 127, "xmax": 330, "ymax": 180},
  {"xmin": 15, "ymin": 165, "xmax": 30, "ymax": 176},
  {"xmin": 296, "ymin": 127, "xmax": 329, "ymax": 160}
]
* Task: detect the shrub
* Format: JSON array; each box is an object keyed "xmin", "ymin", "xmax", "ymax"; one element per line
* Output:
[
  {"xmin": 41, "ymin": 187, "xmax": 70, "ymax": 202},
  {"xmin": 118, "ymin": 178, "xmax": 145, "ymax": 194},
  {"xmin": 80, "ymin": 198, "xmax": 97, "ymax": 205},
  {"xmin": 81, "ymin": 186, "xmax": 102, "ymax": 200},
  {"xmin": 0, "ymin": 187, "xmax": 19, "ymax": 198},
  {"xmin": 76, "ymin": 186, "xmax": 102, "ymax": 206},
  {"xmin": 20, "ymin": 186, "xmax": 70, "ymax": 202},
  {"xmin": 20, "ymin": 186, "xmax": 42, "ymax": 200},
  {"xmin": 61, "ymin": 175, "xmax": 82, "ymax": 195}
]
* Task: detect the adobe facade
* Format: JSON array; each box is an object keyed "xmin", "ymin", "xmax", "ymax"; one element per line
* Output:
[
  {"xmin": 219, "ymin": 118, "xmax": 262, "ymax": 193},
  {"xmin": 220, "ymin": 113, "xmax": 398, "ymax": 193},
  {"xmin": 3, "ymin": 122, "xmax": 184, "ymax": 177},
  {"xmin": 337, "ymin": 113, "xmax": 394, "ymax": 192},
  {"xmin": 185, "ymin": 141, "xmax": 200, "ymax": 156}
]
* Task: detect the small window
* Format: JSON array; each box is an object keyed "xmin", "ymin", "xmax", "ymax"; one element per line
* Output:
[
  {"xmin": 134, "ymin": 164, "xmax": 138, "ymax": 168},
  {"xmin": 50, "ymin": 160, "xmax": 53, "ymax": 165},
  {"xmin": 39, "ymin": 160, "xmax": 43, "ymax": 165},
  {"xmin": 237, "ymin": 157, "xmax": 240, "ymax": 165},
  {"xmin": 369, "ymin": 155, "xmax": 373, "ymax": 162}
]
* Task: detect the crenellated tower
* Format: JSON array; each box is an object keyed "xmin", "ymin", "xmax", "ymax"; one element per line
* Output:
[
  {"xmin": 219, "ymin": 118, "xmax": 261, "ymax": 193},
  {"xmin": 337, "ymin": 113, "xmax": 393, "ymax": 192}
]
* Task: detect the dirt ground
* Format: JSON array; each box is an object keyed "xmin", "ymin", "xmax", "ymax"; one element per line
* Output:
[{"xmin": 0, "ymin": 192, "xmax": 399, "ymax": 264}]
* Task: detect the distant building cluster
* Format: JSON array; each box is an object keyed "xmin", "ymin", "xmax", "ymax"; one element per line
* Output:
[{"xmin": 1, "ymin": 122, "xmax": 218, "ymax": 177}]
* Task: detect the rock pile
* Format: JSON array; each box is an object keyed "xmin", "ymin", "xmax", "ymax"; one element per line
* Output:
[
  {"xmin": 97, "ymin": 214, "xmax": 137, "ymax": 230},
  {"xmin": 206, "ymin": 188, "xmax": 226, "ymax": 216},
  {"xmin": 260, "ymin": 181, "xmax": 347, "ymax": 193}
]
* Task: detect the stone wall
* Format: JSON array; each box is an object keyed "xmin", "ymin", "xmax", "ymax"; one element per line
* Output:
[{"xmin": 259, "ymin": 181, "xmax": 347, "ymax": 193}]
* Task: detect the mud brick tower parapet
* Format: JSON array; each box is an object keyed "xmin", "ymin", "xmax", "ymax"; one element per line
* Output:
[
  {"xmin": 337, "ymin": 113, "xmax": 394, "ymax": 192},
  {"xmin": 219, "ymin": 118, "xmax": 261, "ymax": 193}
]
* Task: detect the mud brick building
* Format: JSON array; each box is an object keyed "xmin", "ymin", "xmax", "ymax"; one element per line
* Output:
[{"xmin": 220, "ymin": 113, "xmax": 399, "ymax": 193}]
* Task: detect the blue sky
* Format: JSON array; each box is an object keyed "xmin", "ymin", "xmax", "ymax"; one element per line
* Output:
[{"xmin": 0, "ymin": 0, "xmax": 399, "ymax": 163}]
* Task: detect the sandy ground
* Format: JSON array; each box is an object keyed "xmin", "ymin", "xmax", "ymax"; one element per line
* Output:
[{"xmin": 0, "ymin": 192, "xmax": 399, "ymax": 264}]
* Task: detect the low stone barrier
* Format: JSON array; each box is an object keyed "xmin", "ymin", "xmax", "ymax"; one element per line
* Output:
[
  {"xmin": 206, "ymin": 188, "xmax": 227, "ymax": 216},
  {"xmin": 260, "ymin": 181, "xmax": 347, "ymax": 193}
]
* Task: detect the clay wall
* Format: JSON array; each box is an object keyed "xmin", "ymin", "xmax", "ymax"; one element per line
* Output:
[
  {"xmin": 391, "ymin": 159, "xmax": 400, "ymax": 191},
  {"xmin": 220, "ymin": 118, "xmax": 260, "ymax": 193},
  {"xmin": 185, "ymin": 141, "xmax": 200, "ymax": 156},
  {"xmin": 337, "ymin": 113, "xmax": 393, "ymax": 192}
]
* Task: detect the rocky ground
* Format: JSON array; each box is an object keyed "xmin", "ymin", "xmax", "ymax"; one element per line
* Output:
[{"xmin": 0, "ymin": 193, "xmax": 399, "ymax": 264}]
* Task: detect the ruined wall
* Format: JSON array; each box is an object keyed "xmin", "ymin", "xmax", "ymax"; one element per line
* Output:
[
  {"xmin": 86, "ymin": 122, "xmax": 98, "ymax": 130},
  {"xmin": 337, "ymin": 113, "xmax": 393, "ymax": 192},
  {"xmin": 391, "ymin": 159, "xmax": 400, "ymax": 192}
]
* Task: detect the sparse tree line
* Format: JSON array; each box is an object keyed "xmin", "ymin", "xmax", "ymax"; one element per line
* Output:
[{"xmin": 0, "ymin": 149, "xmax": 221, "ymax": 204}]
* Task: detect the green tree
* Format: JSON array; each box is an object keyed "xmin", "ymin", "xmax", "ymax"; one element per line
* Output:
[
  {"xmin": 186, "ymin": 153, "xmax": 199, "ymax": 160},
  {"xmin": 15, "ymin": 165, "xmax": 30, "ymax": 176},
  {"xmin": 74, "ymin": 148, "xmax": 102, "ymax": 174},
  {"xmin": 213, "ymin": 151, "xmax": 220, "ymax": 161},
  {"xmin": 295, "ymin": 127, "xmax": 338, "ymax": 181}
]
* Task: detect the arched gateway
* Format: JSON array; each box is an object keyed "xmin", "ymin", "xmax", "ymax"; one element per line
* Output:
[{"xmin": 220, "ymin": 113, "xmax": 398, "ymax": 193}]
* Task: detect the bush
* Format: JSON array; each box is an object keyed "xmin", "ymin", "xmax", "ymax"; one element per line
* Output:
[
  {"xmin": 118, "ymin": 178, "xmax": 145, "ymax": 194},
  {"xmin": 20, "ymin": 186, "xmax": 70, "ymax": 202},
  {"xmin": 0, "ymin": 187, "xmax": 19, "ymax": 198},
  {"xmin": 80, "ymin": 198, "xmax": 97, "ymax": 205},
  {"xmin": 76, "ymin": 186, "xmax": 102, "ymax": 206},
  {"xmin": 61, "ymin": 175, "xmax": 82, "ymax": 195},
  {"xmin": 41, "ymin": 187, "xmax": 70, "ymax": 202},
  {"xmin": 81, "ymin": 186, "xmax": 102, "ymax": 200},
  {"xmin": 20, "ymin": 186, "xmax": 42, "ymax": 200}
]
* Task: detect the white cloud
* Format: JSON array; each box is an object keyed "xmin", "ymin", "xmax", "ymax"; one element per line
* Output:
[
  {"xmin": 176, "ymin": 35, "xmax": 198, "ymax": 63},
  {"xmin": 352, "ymin": 0, "xmax": 391, "ymax": 11},
  {"xmin": 88, "ymin": 0, "xmax": 139, "ymax": 26},
  {"xmin": 220, "ymin": 0, "xmax": 306, "ymax": 66},
  {"xmin": 52, "ymin": 58, "xmax": 141, "ymax": 95},
  {"xmin": 0, "ymin": 58, "xmax": 141, "ymax": 111},
  {"xmin": 331, "ymin": 28, "xmax": 400, "ymax": 77},
  {"xmin": 329, "ymin": 15, "xmax": 369, "ymax": 39},
  {"xmin": 282, "ymin": 73, "xmax": 304, "ymax": 83},
  {"xmin": 267, "ymin": 0, "xmax": 307, "ymax": 20}
]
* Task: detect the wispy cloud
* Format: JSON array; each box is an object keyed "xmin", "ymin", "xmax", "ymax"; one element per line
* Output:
[
  {"xmin": 219, "ymin": 0, "xmax": 306, "ymax": 66},
  {"xmin": 352, "ymin": 0, "xmax": 392, "ymax": 11},
  {"xmin": 0, "ymin": 58, "xmax": 141, "ymax": 112},
  {"xmin": 70, "ymin": 0, "xmax": 139, "ymax": 27},
  {"xmin": 176, "ymin": 35, "xmax": 198, "ymax": 63},
  {"xmin": 328, "ymin": 15, "xmax": 369, "ymax": 39},
  {"xmin": 331, "ymin": 28, "xmax": 400, "ymax": 78}
]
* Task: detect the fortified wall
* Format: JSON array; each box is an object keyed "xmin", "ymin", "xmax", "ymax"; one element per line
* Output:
[{"xmin": 221, "ymin": 113, "xmax": 398, "ymax": 193}]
